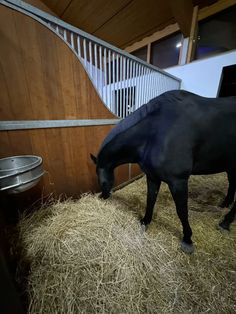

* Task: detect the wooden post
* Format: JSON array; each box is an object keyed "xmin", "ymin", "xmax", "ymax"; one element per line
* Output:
[
  {"xmin": 186, "ymin": 6, "xmax": 199, "ymax": 63},
  {"xmin": 168, "ymin": 0, "xmax": 193, "ymax": 37},
  {"xmin": 147, "ymin": 43, "xmax": 151, "ymax": 63}
]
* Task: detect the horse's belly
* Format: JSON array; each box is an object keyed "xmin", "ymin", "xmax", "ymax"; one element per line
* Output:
[
  {"xmin": 192, "ymin": 149, "xmax": 236, "ymax": 175},
  {"xmin": 192, "ymin": 163, "xmax": 226, "ymax": 175}
]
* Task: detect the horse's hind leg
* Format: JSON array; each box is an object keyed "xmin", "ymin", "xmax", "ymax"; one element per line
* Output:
[
  {"xmin": 220, "ymin": 172, "xmax": 236, "ymax": 208},
  {"xmin": 168, "ymin": 178, "xmax": 194, "ymax": 254},
  {"xmin": 140, "ymin": 177, "xmax": 161, "ymax": 228},
  {"xmin": 219, "ymin": 201, "xmax": 236, "ymax": 231}
]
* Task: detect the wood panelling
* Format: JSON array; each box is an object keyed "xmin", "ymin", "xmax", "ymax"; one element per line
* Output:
[
  {"xmin": 36, "ymin": 0, "xmax": 71, "ymax": 16},
  {"xmin": 0, "ymin": 5, "xmax": 114, "ymax": 120},
  {"xmin": 41, "ymin": 0, "xmax": 217, "ymax": 48},
  {"xmin": 115, "ymin": 165, "xmax": 130, "ymax": 187},
  {"xmin": 193, "ymin": 0, "xmax": 216, "ymax": 8},
  {"xmin": 0, "ymin": 125, "xmax": 119, "ymax": 197},
  {"xmin": 198, "ymin": 0, "xmax": 236, "ymax": 20},
  {"xmin": 62, "ymin": 0, "xmax": 132, "ymax": 34},
  {"xmin": 23, "ymin": 0, "xmax": 56, "ymax": 15},
  {"xmin": 0, "ymin": 4, "xmax": 142, "ymax": 204},
  {"xmin": 93, "ymin": 0, "xmax": 173, "ymax": 48},
  {"xmin": 130, "ymin": 164, "xmax": 142, "ymax": 179},
  {"xmin": 168, "ymin": 0, "xmax": 193, "ymax": 37},
  {"xmin": 0, "ymin": 124, "xmax": 140, "ymax": 200}
]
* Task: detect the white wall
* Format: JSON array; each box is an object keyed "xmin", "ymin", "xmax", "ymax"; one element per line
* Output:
[{"xmin": 165, "ymin": 50, "xmax": 236, "ymax": 97}]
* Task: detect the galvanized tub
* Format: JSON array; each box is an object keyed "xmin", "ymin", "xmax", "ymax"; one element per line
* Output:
[{"xmin": 0, "ymin": 155, "xmax": 44, "ymax": 194}]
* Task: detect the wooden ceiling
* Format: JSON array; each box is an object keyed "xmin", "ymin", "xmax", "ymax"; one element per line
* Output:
[{"xmin": 41, "ymin": 0, "xmax": 217, "ymax": 48}]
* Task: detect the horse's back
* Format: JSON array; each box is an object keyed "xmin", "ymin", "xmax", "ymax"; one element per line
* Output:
[{"xmin": 142, "ymin": 91, "xmax": 236, "ymax": 177}]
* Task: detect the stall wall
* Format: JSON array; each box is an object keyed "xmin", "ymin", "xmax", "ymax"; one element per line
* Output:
[{"xmin": 0, "ymin": 4, "xmax": 141, "ymax": 202}]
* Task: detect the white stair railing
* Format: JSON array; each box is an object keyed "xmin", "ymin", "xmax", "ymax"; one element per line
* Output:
[{"xmin": 1, "ymin": 0, "xmax": 181, "ymax": 118}]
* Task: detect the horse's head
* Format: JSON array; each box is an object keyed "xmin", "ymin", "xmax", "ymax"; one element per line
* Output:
[{"xmin": 90, "ymin": 154, "xmax": 114, "ymax": 199}]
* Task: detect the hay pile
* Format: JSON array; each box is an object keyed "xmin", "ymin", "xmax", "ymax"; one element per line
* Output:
[{"xmin": 17, "ymin": 174, "xmax": 236, "ymax": 313}]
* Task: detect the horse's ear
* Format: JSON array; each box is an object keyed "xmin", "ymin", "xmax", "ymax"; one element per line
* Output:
[{"xmin": 90, "ymin": 154, "xmax": 97, "ymax": 164}]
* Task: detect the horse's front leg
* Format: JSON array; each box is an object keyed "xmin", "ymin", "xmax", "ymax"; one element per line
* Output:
[
  {"xmin": 140, "ymin": 177, "xmax": 161, "ymax": 229},
  {"xmin": 168, "ymin": 178, "xmax": 194, "ymax": 254}
]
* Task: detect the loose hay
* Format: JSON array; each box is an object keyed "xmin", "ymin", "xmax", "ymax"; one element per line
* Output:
[{"xmin": 17, "ymin": 174, "xmax": 236, "ymax": 314}]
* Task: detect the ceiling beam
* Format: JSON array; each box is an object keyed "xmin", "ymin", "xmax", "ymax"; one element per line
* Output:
[
  {"xmin": 168, "ymin": 0, "xmax": 194, "ymax": 37},
  {"xmin": 125, "ymin": 23, "xmax": 179, "ymax": 53},
  {"xmin": 198, "ymin": 0, "xmax": 236, "ymax": 20}
]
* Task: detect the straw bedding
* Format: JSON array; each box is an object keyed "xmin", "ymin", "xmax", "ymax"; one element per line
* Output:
[{"xmin": 16, "ymin": 173, "xmax": 236, "ymax": 313}]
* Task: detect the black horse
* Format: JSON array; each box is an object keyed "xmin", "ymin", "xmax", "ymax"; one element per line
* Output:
[{"xmin": 91, "ymin": 90, "xmax": 236, "ymax": 253}]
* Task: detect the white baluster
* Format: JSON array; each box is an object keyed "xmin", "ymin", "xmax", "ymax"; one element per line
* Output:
[
  {"xmin": 116, "ymin": 54, "xmax": 119, "ymax": 116},
  {"xmin": 112, "ymin": 52, "xmax": 115, "ymax": 113},
  {"xmin": 99, "ymin": 46, "xmax": 103, "ymax": 99},
  {"xmin": 94, "ymin": 44, "xmax": 98, "ymax": 91},
  {"xmin": 89, "ymin": 41, "xmax": 92, "ymax": 77},
  {"xmin": 77, "ymin": 36, "xmax": 81, "ymax": 58},
  {"xmin": 103, "ymin": 48, "xmax": 107, "ymax": 105},
  {"xmin": 120, "ymin": 55, "xmax": 123, "ymax": 118},
  {"xmin": 108, "ymin": 50, "xmax": 111, "ymax": 110},
  {"xmin": 70, "ymin": 32, "xmax": 74, "ymax": 49}
]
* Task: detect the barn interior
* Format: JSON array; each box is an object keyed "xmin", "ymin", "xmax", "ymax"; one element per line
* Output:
[{"xmin": 0, "ymin": 0, "xmax": 236, "ymax": 313}]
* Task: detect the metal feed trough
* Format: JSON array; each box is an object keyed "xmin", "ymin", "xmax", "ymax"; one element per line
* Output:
[{"xmin": 0, "ymin": 155, "xmax": 44, "ymax": 194}]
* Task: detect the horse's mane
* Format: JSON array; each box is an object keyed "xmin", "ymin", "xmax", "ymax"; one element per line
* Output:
[
  {"xmin": 100, "ymin": 93, "xmax": 164, "ymax": 150},
  {"xmin": 99, "ymin": 90, "xmax": 194, "ymax": 151}
]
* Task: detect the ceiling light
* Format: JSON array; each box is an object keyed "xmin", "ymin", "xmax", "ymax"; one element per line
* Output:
[{"xmin": 176, "ymin": 42, "xmax": 182, "ymax": 48}]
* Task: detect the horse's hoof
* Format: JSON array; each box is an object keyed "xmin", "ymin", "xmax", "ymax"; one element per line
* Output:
[
  {"xmin": 217, "ymin": 223, "xmax": 229, "ymax": 234},
  {"xmin": 140, "ymin": 220, "xmax": 149, "ymax": 232},
  {"xmin": 219, "ymin": 202, "xmax": 229, "ymax": 208},
  {"xmin": 140, "ymin": 224, "xmax": 147, "ymax": 233},
  {"xmin": 180, "ymin": 241, "xmax": 194, "ymax": 254},
  {"xmin": 99, "ymin": 192, "xmax": 111, "ymax": 199}
]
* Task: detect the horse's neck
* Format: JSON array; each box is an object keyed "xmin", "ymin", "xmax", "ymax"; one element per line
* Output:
[{"xmin": 100, "ymin": 132, "xmax": 144, "ymax": 169}]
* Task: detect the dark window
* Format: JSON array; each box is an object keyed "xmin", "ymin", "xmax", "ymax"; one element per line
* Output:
[
  {"xmin": 131, "ymin": 46, "xmax": 148, "ymax": 62},
  {"xmin": 218, "ymin": 65, "xmax": 236, "ymax": 97},
  {"xmin": 150, "ymin": 32, "xmax": 183, "ymax": 69},
  {"xmin": 195, "ymin": 5, "xmax": 236, "ymax": 60}
]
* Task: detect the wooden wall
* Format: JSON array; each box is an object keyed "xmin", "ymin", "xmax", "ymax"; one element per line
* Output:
[
  {"xmin": 0, "ymin": 5, "xmax": 114, "ymax": 121},
  {"xmin": 24, "ymin": 0, "xmax": 56, "ymax": 15},
  {"xmin": 0, "ymin": 4, "xmax": 141, "ymax": 204}
]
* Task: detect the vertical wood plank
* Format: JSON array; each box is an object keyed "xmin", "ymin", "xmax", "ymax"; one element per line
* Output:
[{"xmin": 147, "ymin": 43, "xmax": 151, "ymax": 63}]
